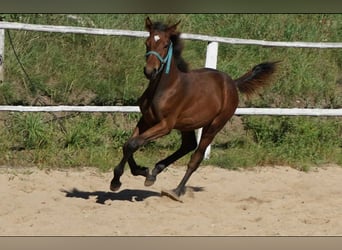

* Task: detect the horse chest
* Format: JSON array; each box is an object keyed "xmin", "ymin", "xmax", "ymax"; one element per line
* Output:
[{"xmin": 139, "ymin": 94, "xmax": 175, "ymax": 125}]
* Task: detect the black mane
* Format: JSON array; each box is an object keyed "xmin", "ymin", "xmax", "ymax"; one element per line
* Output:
[{"xmin": 152, "ymin": 21, "xmax": 189, "ymax": 73}]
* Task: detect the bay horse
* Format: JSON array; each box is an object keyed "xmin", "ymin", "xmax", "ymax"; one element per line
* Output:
[{"xmin": 110, "ymin": 17, "xmax": 278, "ymax": 201}]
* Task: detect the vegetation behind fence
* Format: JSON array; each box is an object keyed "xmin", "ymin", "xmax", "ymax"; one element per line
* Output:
[{"xmin": 0, "ymin": 14, "xmax": 341, "ymax": 170}]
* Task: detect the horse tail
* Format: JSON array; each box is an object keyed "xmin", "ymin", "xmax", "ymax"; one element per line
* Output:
[{"xmin": 234, "ymin": 61, "xmax": 279, "ymax": 97}]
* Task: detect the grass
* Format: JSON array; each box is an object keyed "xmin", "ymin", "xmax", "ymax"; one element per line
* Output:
[{"xmin": 0, "ymin": 14, "xmax": 341, "ymax": 171}]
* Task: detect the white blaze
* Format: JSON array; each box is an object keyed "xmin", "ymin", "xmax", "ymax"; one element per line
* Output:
[{"xmin": 154, "ymin": 35, "xmax": 160, "ymax": 42}]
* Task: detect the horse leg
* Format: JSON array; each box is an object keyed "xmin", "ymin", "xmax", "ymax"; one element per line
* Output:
[
  {"xmin": 111, "ymin": 141, "xmax": 150, "ymax": 192},
  {"xmin": 127, "ymin": 156, "xmax": 149, "ymax": 176},
  {"xmin": 110, "ymin": 118, "xmax": 149, "ymax": 191},
  {"xmin": 144, "ymin": 130, "xmax": 197, "ymax": 186},
  {"xmin": 110, "ymin": 141, "xmax": 130, "ymax": 191},
  {"xmin": 162, "ymin": 122, "xmax": 224, "ymax": 202},
  {"xmin": 127, "ymin": 119, "xmax": 151, "ymax": 177},
  {"xmin": 110, "ymin": 119, "xmax": 172, "ymax": 191}
]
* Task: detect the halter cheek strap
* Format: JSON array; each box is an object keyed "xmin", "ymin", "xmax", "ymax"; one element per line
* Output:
[{"xmin": 145, "ymin": 42, "xmax": 173, "ymax": 75}]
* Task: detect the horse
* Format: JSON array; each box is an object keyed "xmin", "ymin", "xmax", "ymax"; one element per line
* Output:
[{"xmin": 110, "ymin": 17, "xmax": 279, "ymax": 202}]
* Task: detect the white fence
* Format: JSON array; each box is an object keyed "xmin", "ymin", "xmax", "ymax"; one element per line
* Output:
[
  {"xmin": 0, "ymin": 21, "xmax": 342, "ymax": 158},
  {"xmin": 1, "ymin": 21, "xmax": 342, "ymax": 115},
  {"xmin": 1, "ymin": 105, "xmax": 341, "ymax": 116},
  {"xmin": 1, "ymin": 21, "xmax": 342, "ymax": 48}
]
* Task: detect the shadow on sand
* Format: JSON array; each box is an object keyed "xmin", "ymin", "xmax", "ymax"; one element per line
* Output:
[{"xmin": 61, "ymin": 188, "xmax": 161, "ymax": 204}]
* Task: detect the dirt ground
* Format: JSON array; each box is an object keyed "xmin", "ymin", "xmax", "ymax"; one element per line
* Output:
[{"xmin": 1, "ymin": 164, "xmax": 342, "ymax": 236}]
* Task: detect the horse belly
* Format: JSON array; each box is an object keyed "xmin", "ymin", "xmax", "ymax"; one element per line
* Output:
[
  {"xmin": 174, "ymin": 108, "xmax": 218, "ymax": 131},
  {"xmin": 173, "ymin": 87, "xmax": 232, "ymax": 131}
]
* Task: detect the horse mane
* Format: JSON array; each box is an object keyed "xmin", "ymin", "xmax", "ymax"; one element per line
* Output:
[{"xmin": 152, "ymin": 21, "xmax": 189, "ymax": 73}]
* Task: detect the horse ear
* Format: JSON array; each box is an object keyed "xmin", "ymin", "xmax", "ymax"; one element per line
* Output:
[
  {"xmin": 167, "ymin": 20, "xmax": 181, "ymax": 34},
  {"xmin": 145, "ymin": 17, "xmax": 153, "ymax": 31}
]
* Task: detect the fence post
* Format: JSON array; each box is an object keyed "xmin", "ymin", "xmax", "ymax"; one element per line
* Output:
[
  {"xmin": 197, "ymin": 41, "xmax": 219, "ymax": 159},
  {"xmin": 0, "ymin": 28, "xmax": 4, "ymax": 82}
]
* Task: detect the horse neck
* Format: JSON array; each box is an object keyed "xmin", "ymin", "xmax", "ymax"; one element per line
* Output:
[
  {"xmin": 149, "ymin": 55, "xmax": 179, "ymax": 90},
  {"xmin": 140, "ymin": 57, "xmax": 179, "ymax": 105},
  {"xmin": 160, "ymin": 56, "xmax": 180, "ymax": 84}
]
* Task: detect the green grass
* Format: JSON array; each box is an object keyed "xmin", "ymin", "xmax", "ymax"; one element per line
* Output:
[{"xmin": 0, "ymin": 14, "xmax": 341, "ymax": 171}]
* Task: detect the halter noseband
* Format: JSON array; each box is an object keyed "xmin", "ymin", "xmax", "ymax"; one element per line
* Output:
[{"xmin": 145, "ymin": 42, "xmax": 173, "ymax": 75}]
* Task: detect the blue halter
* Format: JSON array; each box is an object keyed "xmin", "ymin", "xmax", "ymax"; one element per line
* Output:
[{"xmin": 145, "ymin": 42, "xmax": 173, "ymax": 75}]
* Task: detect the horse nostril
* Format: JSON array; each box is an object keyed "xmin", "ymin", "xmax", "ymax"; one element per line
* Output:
[
  {"xmin": 144, "ymin": 66, "xmax": 157, "ymax": 79},
  {"xmin": 144, "ymin": 67, "xmax": 151, "ymax": 78}
]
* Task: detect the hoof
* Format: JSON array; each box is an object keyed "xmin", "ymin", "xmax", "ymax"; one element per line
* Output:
[
  {"xmin": 144, "ymin": 175, "xmax": 156, "ymax": 187},
  {"xmin": 161, "ymin": 189, "xmax": 183, "ymax": 203},
  {"xmin": 110, "ymin": 180, "xmax": 122, "ymax": 192}
]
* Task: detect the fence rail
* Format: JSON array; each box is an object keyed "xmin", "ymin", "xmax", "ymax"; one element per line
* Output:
[
  {"xmin": 1, "ymin": 21, "xmax": 342, "ymax": 48},
  {"xmin": 0, "ymin": 106, "xmax": 341, "ymax": 117}
]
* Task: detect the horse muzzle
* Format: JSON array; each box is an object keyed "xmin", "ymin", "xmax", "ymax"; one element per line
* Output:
[{"xmin": 144, "ymin": 66, "xmax": 158, "ymax": 80}]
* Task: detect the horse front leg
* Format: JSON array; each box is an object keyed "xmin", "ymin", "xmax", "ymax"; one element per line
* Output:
[
  {"xmin": 144, "ymin": 130, "xmax": 197, "ymax": 186},
  {"xmin": 127, "ymin": 155, "xmax": 149, "ymax": 177},
  {"xmin": 110, "ymin": 139, "xmax": 139, "ymax": 191},
  {"xmin": 110, "ymin": 118, "xmax": 149, "ymax": 192},
  {"xmin": 110, "ymin": 138, "xmax": 150, "ymax": 191},
  {"xmin": 110, "ymin": 142, "xmax": 130, "ymax": 192},
  {"xmin": 110, "ymin": 119, "xmax": 172, "ymax": 191}
]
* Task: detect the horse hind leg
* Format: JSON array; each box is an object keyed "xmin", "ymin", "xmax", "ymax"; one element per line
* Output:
[
  {"xmin": 144, "ymin": 130, "xmax": 197, "ymax": 187},
  {"xmin": 161, "ymin": 136, "xmax": 210, "ymax": 202},
  {"xmin": 162, "ymin": 120, "xmax": 226, "ymax": 202}
]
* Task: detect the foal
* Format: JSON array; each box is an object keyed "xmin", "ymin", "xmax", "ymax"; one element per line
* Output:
[{"xmin": 110, "ymin": 17, "xmax": 278, "ymax": 201}]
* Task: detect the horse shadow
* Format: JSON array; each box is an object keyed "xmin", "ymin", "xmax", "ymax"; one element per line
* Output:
[{"xmin": 60, "ymin": 188, "xmax": 161, "ymax": 204}]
